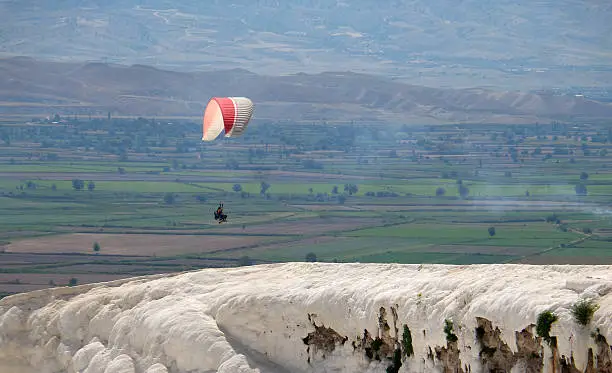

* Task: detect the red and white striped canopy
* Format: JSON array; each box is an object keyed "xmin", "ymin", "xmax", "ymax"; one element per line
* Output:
[{"xmin": 202, "ymin": 97, "xmax": 254, "ymax": 141}]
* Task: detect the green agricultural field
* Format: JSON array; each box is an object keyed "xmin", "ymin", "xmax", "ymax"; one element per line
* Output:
[
  {"xmin": 0, "ymin": 117, "xmax": 611, "ymax": 297},
  {"xmin": 345, "ymin": 222, "xmax": 580, "ymax": 248}
]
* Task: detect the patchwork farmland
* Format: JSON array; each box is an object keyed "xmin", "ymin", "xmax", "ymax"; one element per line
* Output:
[{"xmin": 0, "ymin": 117, "xmax": 611, "ymax": 297}]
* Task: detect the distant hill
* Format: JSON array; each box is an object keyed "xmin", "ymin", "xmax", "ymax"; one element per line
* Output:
[
  {"xmin": 1, "ymin": 56, "xmax": 611, "ymax": 124},
  {"xmin": 0, "ymin": 0, "xmax": 610, "ymax": 89}
]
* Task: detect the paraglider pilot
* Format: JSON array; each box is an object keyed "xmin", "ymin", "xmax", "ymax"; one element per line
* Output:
[{"xmin": 214, "ymin": 202, "xmax": 227, "ymax": 223}]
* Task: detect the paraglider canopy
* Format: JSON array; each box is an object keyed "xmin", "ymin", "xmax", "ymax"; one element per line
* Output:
[{"xmin": 202, "ymin": 97, "xmax": 254, "ymax": 141}]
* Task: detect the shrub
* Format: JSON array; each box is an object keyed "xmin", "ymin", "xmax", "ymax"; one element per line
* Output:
[
  {"xmin": 305, "ymin": 252, "xmax": 317, "ymax": 262},
  {"xmin": 536, "ymin": 310, "xmax": 558, "ymax": 344},
  {"xmin": 575, "ymin": 183, "xmax": 588, "ymax": 196},
  {"xmin": 237, "ymin": 255, "xmax": 253, "ymax": 266},
  {"xmin": 570, "ymin": 299, "xmax": 599, "ymax": 326},
  {"xmin": 458, "ymin": 184, "xmax": 469, "ymax": 199},
  {"xmin": 488, "ymin": 227, "xmax": 496, "ymax": 237},
  {"xmin": 163, "ymin": 192, "xmax": 175, "ymax": 204},
  {"xmin": 402, "ymin": 325, "xmax": 414, "ymax": 357},
  {"xmin": 444, "ymin": 319, "xmax": 458, "ymax": 343}
]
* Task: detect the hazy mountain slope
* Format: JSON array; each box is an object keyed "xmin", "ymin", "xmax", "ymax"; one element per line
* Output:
[
  {"xmin": 0, "ymin": 263, "xmax": 611, "ymax": 373},
  {"xmin": 0, "ymin": 0, "xmax": 610, "ymax": 89},
  {"xmin": 2, "ymin": 57, "xmax": 611, "ymax": 124}
]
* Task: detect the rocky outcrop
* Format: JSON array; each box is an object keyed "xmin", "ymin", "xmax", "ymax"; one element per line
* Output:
[
  {"xmin": 377, "ymin": 306, "xmax": 397, "ymax": 359},
  {"xmin": 585, "ymin": 348, "xmax": 596, "ymax": 373},
  {"xmin": 300, "ymin": 305, "xmax": 612, "ymax": 373},
  {"xmin": 476, "ymin": 317, "xmax": 517, "ymax": 372},
  {"xmin": 346, "ymin": 307, "xmax": 406, "ymax": 372},
  {"xmin": 514, "ymin": 324, "xmax": 544, "ymax": 373},
  {"xmin": 560, "ymin": 354, "xmax": 582, "ymax": 373},
  {"xmin": 361, "ymin": 308, "xmax": 396, "ymax": 360},
  {"xmin": 303, "ymin": 307, "xmax": 611, "ymax": 373},
  {"xmin": 434, "ymin": 340, "xmax": 465, "ymax": 373},
  {"xmin": 593, "ymin": 331, "xmax": 612, "ymax": 373},
  {"xmin": 302, "ymin": 313, "xmax": 348, "ymax": 362}
]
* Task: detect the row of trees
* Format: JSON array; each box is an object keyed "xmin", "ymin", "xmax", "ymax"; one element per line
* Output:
[
  {"xmin": 230, "ymin": 182, "xmax": 359, "ymax": 197},
  {"xmin": 64, "ymin": 178, "xmax": 588, "ymax": 200},
  {"xmin": 238, "ymin": 251, "xmax": 319, "ymax": 266},
  {"xmin": 72, "ymin": 179, "xmax": 96, "ymax": 191}
]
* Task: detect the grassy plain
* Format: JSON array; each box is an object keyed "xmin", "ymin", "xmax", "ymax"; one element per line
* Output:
[{"xmin": 0, "ymin": 117, "xmax": 611, "ymax": 297}]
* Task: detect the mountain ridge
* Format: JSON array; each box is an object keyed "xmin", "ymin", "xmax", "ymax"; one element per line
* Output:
[
  {"xmin": 1, "ymin": 0, "xmax": 611, "ymax": 89},
  {"xmin": 1, "ymin": 56, "xmax": 611, "ymax": 124}
]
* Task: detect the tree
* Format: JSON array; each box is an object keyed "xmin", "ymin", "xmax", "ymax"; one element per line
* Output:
[
  {"xmin": 51, "ymin": 184, "xmax": 57, "ymax": 191},
  {"xmin": 72, "ymin": 179, "xmax": 84, "ymax": 190},
  {"xmin": 332, "ymin": 185, "xmax": 339, "ymax": 194},
  {"xmin": 237, "ymin": 255, "xmax": 252, "ymax": 266},
  {"xmin": 260, "ymin": 181, "xmax": 271, "ymax": 195},
  {"xmin": 87, "ymin": 181, "xmax": 96, "ymax": 191},
  {"xmin": 575, "ymin": 183, "xmax": 588, "ymax": 196},
  {"xmin": 488, "ymin": 227, "xmax": 496, "ymax": 237},
  {"xmin": 435, "ymin": 187, "xmax": 446, "ymax": 196},
  {"xmin": 580, "ymin": 172, "xmax": 589, "ymax": 180},
  {"xmin": 164, "ymin": 192, "xmax": 176, "ymax": 204},
  {"xmin": 93, "ymin": 241, "xmax": 101, "ymax": 252},
  {"xmin": 344, "ymin": 183, "xmax": 358, "ymax": 195},
  {"xmin": 226, "ymin": 159, "xmax": 239, "ymax": 169},
  {"xmin": 458, "ymin": 184, "xmax": 469, "ymax": 199},
  {"xmin": 302, "ymin": 159, "xmax": 323, "ymax": 169},
  {"xmin": 1, "ymin": 132, "xmax": 10, "ymax": 146},
  {"xmin": 68, "ymin": 277, "xmax": 78, "ymax": 286},
  {"xmin": 402, "ymin": 325, "xmax": 414, "ymax": 358},
  {"xmin": 338, "ymin": 195, "xmax": 346, "ymax": 204},
  {"xmin": 305, "ymin": 252, "xmax": 317, "ymax": 262},
  {"xmin": 545, "ymin": 213, "xmax": 559, "ymax": 223},
  {"xmin": 233, "ymin": 184, "xmax": 243, "ymax": 192}
]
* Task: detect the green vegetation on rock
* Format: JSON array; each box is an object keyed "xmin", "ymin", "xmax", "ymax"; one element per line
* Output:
[
  {"xmin": 571, "ymin": 299, "xmax": 600, "ymax": 326},
  {"xmin": 536, "ymin": 310, "xmax": 558, "ymax": 344}
]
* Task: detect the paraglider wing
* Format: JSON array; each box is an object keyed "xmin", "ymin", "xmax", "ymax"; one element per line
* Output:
[
  {"xmin": 224, "ymin": 97, "xmax": 254, "ymax": 138},
  {"xmin": 202, "ymin": 97, "xmax": 233, "ymax": 141},
  {"xmin": 201, "ymin": 97, "xmax": 254, "ymax": 141}
]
